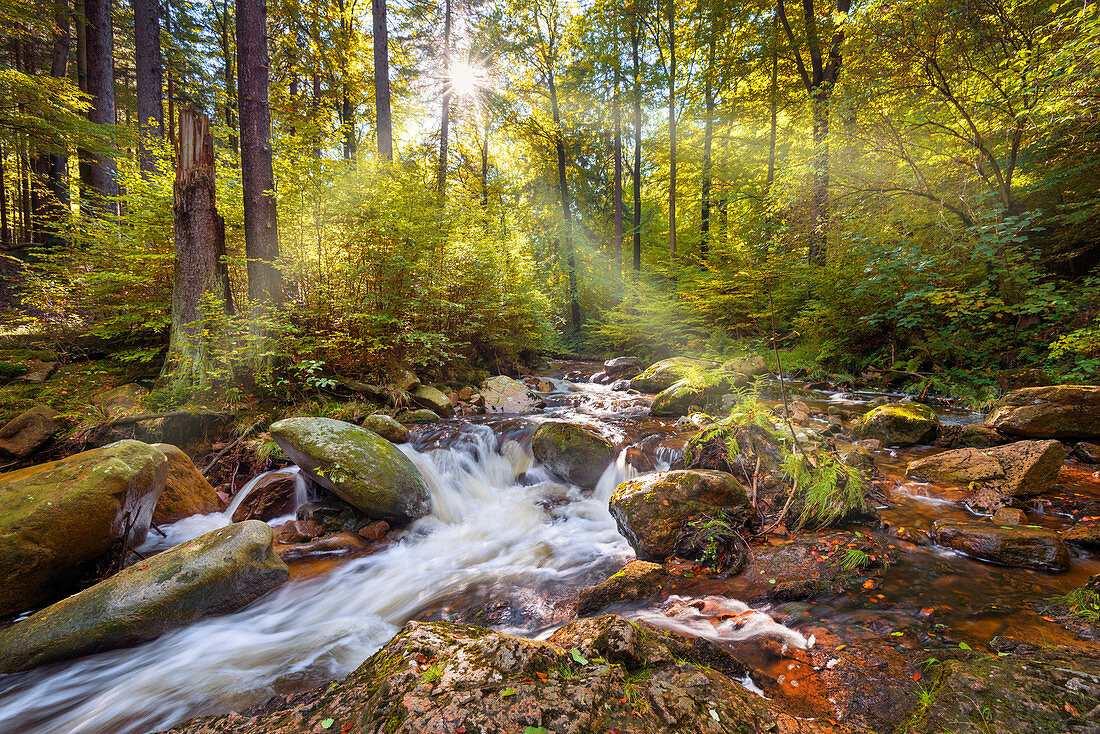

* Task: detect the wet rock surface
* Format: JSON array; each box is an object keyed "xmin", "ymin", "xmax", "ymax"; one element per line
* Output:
[
  {"xmin": 906, "ymin": 439, "xmax": 1066, "ymax": 501},
  {"xmin": 230, "ymin": 468, "xmax": 301, "ymax": 522},
  {"xmin": 151, "ymin": 443, "xmax": 221, "ymax": 524},
  {"xmin": 987, "ymin": 385, "xmax": 1100, "ymax": 439},
  {"xmin": 531, "ymin": 421, "xmax": 614, "ymax": 489},
  {"xmin": 480, "ymin": 375, "xmax": 545, "ymax": 412},
  {"xmin": 933, "ymin": 519, "xmax": 1069, "ymax": 571},
  {"xmin": 851, "ymin": 402, "xmax": 939, "ymax": 446}
]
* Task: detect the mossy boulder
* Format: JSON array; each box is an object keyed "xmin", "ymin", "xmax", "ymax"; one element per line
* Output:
[
  {"xmin": 531, "ymin": 421, "xmax": 614, "ymax": 489},
  {"xmin": 479, "ymin": 375, "xmax": 545, "ymax": 413},
  {"xmin": 0, "ymin": 520, "xmax": 287, "ymax": 674},
  {"xmin": 932, "ymin": 519, "xmax": 1069, "ymax": 571},
  {"xmin": 409, "ymin": 384, "xmax": 454, "ymax": 417},
  {"xmin": 629, "ymin": 356, "xmax": 721, "ymax": 393},
  {"xmin": 955, "ymin": 424, "xmax": 1007, "ymax": 448},
  {"xmin": 296, "ymin": 498, "xmax": 367, "ymax": 533},
  {"xmin": 649, "ymin": 378, "xmax": 711, "ymax": 417},
  {"xmin": 907, "ymin": 440, "xmax": 1065, "ymax": 504},
  {"xmin": 720, "ymin": 354, "xmax": 768, "ymax": 381},
  {"xmin": 151, "ymin": 443, "xmax": 221, "ymax": 524},
  {"xmin": 996, "ymin": 367, "xmax": 1052, "ymax": 393},
  {"xmin": 851, "ymin": 402, "xmax": 939, "ymax": 446},
  {"xmin": 0, "ymin": 440, "xmax": 168, "ymax": 617},
  {"xmin": 91, "ymin": 383, "xmax": 149, "ymax": 418},
  {"xmin": 986, "ymin": 385, "xmax": 1100, "ymax": 439},
  {"xmin": 0, "ymin": 405, "xmax": 61, "ymax": 458},
  {"xmin": 269, "ymin": 417, "xmax": 431, "ymax": 522},
  {"xmin": 395, "ymin": 408, "xmax": 441, "ymax": 423},
  {"xmin": 609, "ymin": 470, "xmax": 750, "ymax": 561},
  {"xmin": 576, "ymin": 560, "xmax": 669, "ymax": 615},
  {"xmin": 361, "ymin": 414, "xmax": 409, "ymax": 443}
]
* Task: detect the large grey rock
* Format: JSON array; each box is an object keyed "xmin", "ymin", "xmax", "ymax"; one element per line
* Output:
[
  {"xmin": 629, "ymin": 357, "xmax": 720, "ymax": 393},
  {"xmin": 851, "ymin": 403, "xmax": 939, "ymax": 446},
  {"xmin": 410, "ymin": 384, "xmax": 454, "ymax": 417},
  {"xmin": 480, "ymin": 375, "xmax": 545, "ymax": 413},
  {"xmin": 531, "ymin": 421, "xmax": 614, "ymax": 489},
  {"xmin": 269, "ymin": 417, "xmax": 430, "ymax": 521},
  {"xmin": 0, "ymin": 521, "xmax": 288, "ymax": 674},
  {"xmin": 0, "ymin": 405, "xmax": 61, "ymax": 458},
  {"xmin": 361, "ymin": 414, "xmax": 409, "ymax": 443},
  {"xmin": 0, "ymin": 440, "xmax": 168, "ymax": 617},
  {"xmin": 986, "ymin": 385, "xmax": 1100, "ymax": 439}
]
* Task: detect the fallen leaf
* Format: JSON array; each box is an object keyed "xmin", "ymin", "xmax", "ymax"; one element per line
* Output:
[
  {"xmin": 1065, "ymin": 702, "xmax": 1081, "ymax": 717},
  {"xmin": 912, "ymin": 672, "xmax": 921, "ymax": 682},
  {"xmin": 571, "ymin": 648, "xmax": 589, "ymax": 665},
  {"xmin": 501, "ymin": 688, "xmax": 517, "ymax": 697},
  {"xmin": 320, "ymin": 719, "xmax": 334, "ymax": 730}
]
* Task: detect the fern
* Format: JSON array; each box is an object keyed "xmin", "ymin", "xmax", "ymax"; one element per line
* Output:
[{"xmin": 783, "ymin": 450, "xmax": 868, "ymax": 529}]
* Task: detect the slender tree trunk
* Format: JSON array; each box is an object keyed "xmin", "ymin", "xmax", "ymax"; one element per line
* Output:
[
  {"xmin": 165, "ymin": 107, "xmax": 233, "ymax": 384},
  {"xmin": 236, "ymin": 0, "xmax": 282, "ymax": 304},
  {"xmin": 371, "ymin": 0, "xmax": 393, "ymax": 160},
  {"xmin": 480, "ymin": 117, "xmax": 489, "ymax": 209},
  {"xmin": 808, "ymin": 92, "xmax": 828, "ymax": 266},
  {"xmin": 436, "ymin": 0, "xmax": 452, "ymax": 201},
  {"xmin": 217, "ymin": 0, "xmax": 239, "ymax": 155},
  {"xmin": 337, "ymin": 0, "xmax": 356, "ymax": 161},
  {"xmin": 666, "ymin": 0, "xmax": 675, "ymax": 263},
  {"xmin": 46, "ymin": 0, "xmax": 71, "ymax": 245},
  {"xmin": 75, "ymin": 0, "xmax": 94, "ymax": 210},
  {"xmin": 548, "ymin": 69, "xmax": 580, "ymax": 331},
  {"xmin": 134, "ymin": 0, "xmax": 164, "ymax": 177},
  {"xmin": 765, "ymin": 11, "xmax": 778, "ymax": 197},
  {"xmin": 164, "ymin": 0, "xmax": 176, "ymax": 159},
  {"xmin": 85, "ymin": 0, "xmax": 119, "ymax": 215},
  {"xmin": 700, "ymin": 34, "xmax": 714, "ymax": 264},
  {"xmin": 19, "ymin": 143, "xmax": 31, "ymax": 246},
  {"xmin": 0, "ymin": 147, "xmax": 9, "ymax": 248},
  {"xmin": 631, "ymin": 13, "xmax": 642, "ymax": 273},
  {"xmin": 612, "ymin": 24, "xmax": 622, "ymax": 269}
]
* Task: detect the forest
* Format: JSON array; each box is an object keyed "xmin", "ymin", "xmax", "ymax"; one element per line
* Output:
[{"xmin": 1, "ymin": 0, "xmax": 1100, "ymax": 733}]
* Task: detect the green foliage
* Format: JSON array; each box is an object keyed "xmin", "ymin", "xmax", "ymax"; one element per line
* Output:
[
  {"xmin": 783, "ymin": 450, "xmax": 868, "ymax": 530},
  {"xmin": 1056, "ymin": 587, "xmax": 1100, "ymax": 622}
]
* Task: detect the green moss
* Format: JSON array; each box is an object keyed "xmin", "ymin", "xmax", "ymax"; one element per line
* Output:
[{"xmin": 0, "ymin": 361, "xmax": 29, "ymax": 379}]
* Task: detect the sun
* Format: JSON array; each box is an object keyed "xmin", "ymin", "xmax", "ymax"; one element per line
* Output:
[{"xmin": 449, "ymin": 61, "xmax": 481, "ymax": 98}]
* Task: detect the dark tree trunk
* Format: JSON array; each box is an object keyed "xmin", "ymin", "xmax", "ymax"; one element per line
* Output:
[
  {"xmin": 85, "ymin": 0, "xmax": 119, "ymax": 215},
  {"xmin": 164, "ymin": 0, "xmax": 176, "ymax": 159},
  {"xmin": 548, "ymin": 69, "xmax": 580, "ymax": 331},
  {"xmin": 631, "ymin": 12, "xmax": 642, "ymax": 273},
  {"xmin": 134, "ymin": 0, "xmax": 164, "ymax": 177},
  {"xmin": 0, "ymin": 147, "xmax": 9, "ymax": 248},
  {"xmin": 217, "ymin": 0, "xmax": 238, "ymax": 155},
  {"xmin": 666, "ymin": 0, "xmax": 675, "ymax": 263},
  {"xmin": 480, "ymin": 117, "xmax": 489, "ymax": 209},
  {"xmin": 46, "ymin": 0, "xmax": 71, "ymax": 244},
  {"xmin": 700, "ymin": 34, "xmax": 714, "ymax": 264},
  {"xmin": 436, "ymin": 0, "xmax": 451, "ymax": 201},
  {"xmin": 337, "ymin": 0, "xmax": 356, "ymax": 161},
  {"xmin": 75, "ymin": 0, "xmax": 94, "ymax": 210},
  {"xmin": 613, "ymin": 60, "xmax": 622, "ymax": 268},
  {"xmin": 165, "ymin": 108, "xmax": 233, "ymax": 384},
  {"xmin": 236, "ymin": 0, "xmax": 282, "ymax": 305},
  {"xmin": 371, "ymin": 0, "xmax": 393, "ymax": 160}
]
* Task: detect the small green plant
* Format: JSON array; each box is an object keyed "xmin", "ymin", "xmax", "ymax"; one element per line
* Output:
[
  {"xmin": 784, "ymin": 449, "xmax": 867, "ymax": 529},
  {"xmin": 421, "ymin": 662, "xmax": 444, "ymax": 683},
  {"xmin": 839, "ymin": 548, "xmax": 871, "ymax": 571},
  {"xmin": 678, "ymin": 513, "xmax": 749, "ymax": 572},
  {"xmin": 1056, "ymin": 587, "xmax": 1100, "ymax": 622}
]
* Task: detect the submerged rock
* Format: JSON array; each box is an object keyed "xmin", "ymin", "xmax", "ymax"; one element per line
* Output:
[
  {"xmin": 609, "ymin": 470, "xmax": 751, "ymax": 561},
  {"xmin": 1073, "ymin": 441, "xmax": 1100, "ymax": 464},
  {"xmin": 986, "ymin": 385, "xmax": 1100, "ymax": 439},
  {"xmin": 151, "ymin": 443, "xmax": 221, "ymax": 524},
  {"xmin": 360, "ymin": 414, "xmax": 409, "ymax": 443},
  {"xmin": 851, "ymin": 402, "xmax": 939, "ymax": 446},
  {"xmin": 296, "ymin": 498, "xmax": 367, "ymax": 533},
  {"xmin": 932, "ymin": 519, "xmax": 1069, "ymax": 571},
  {"xmin": 0, "ymin": 521, "xmax": 287, "ymax": 674},
  {"xmin": 906, "ymin": 440, "xmax": 1065, "ymax": 501},
  {"xmin": 231, "ymin": 468, "xmax": 301, "ymax": 522},
  {"xmin": 276, "ymin": 530, "xmax": 370, "ymax": 561},
  {"xmin": 162, "ymin": 614, "xmax": 800, "ymax": 734},
  {"xmin": 531, "ymin": 421, "xmax": 614, "ymax": 489},
  {"xmin": 479, "ymin": 375, "xmax": 545, "ymax": 413},
  {"xmin": 1063, "ymin": 520, "xmax": 1100, "ymax": 549},
  {"xmin": 629, "ymin": 356, "xmax": 720, "ymax": 393},
  {"xmin": 269, "ymin": 417, "xmax": 431, "ymax": 522},
  {"xmin": 0, "ymin": 440, "xmax": 167, "ymax": 617},
  {"xmin": 0, "ymin": 405, "xmax": 61, "ymax": 458}
]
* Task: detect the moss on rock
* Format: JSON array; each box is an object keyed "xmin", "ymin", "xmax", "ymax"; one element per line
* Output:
[{"xmin": 852, "ymin": 403, "xmax": 939, "ymax": 446}]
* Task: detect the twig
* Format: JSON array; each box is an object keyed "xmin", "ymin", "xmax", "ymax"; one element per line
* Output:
[
  {"xmin": 202, "ymin": 418, "xmax": 263, "ymax": 475},
  {"xmin": 763, "ymin": 473, "xmax": 800, "ymax": 536},
  {"xmin": 765, "ymin": 276, "xmax": 808, "ymax": 461}
]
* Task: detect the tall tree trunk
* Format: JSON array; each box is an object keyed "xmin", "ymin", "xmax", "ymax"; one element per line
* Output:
[
  {"xmin": 46, "ymin": 0, "xmax": 71, "ymax": 246},
  {"xmin": 164, "ymin": 0, "xmax": 177, "ymax": 159},
  {"xmin": 371, "ymin": 0, "xmax": 393, "ymax": 160},
  {"xmin": 612, "ymin": 56, "xmax": 622, "ymax": 269},
  {"xmin": 0, "ymin": 147, "xmax": 9, "ymax": 248},
  {"xmin": 765, "ymin": 10, "xmax": 778, "ymax": 197},
  {"xmin": 548, "ymin": 69, "xmax": 580, "ymax": 331},
  {"xmin": 700, "ymin": 34, "xmax": 714, "ymax": 264},
  {"xmin": 480, "ymin": 116, "xmax": 489, "ymax": 209},
  {"xmin": 134, "ymin": 0, "xmax": 164, "ymax": 177},
  {"xmin": 666, "ymin": 0, "xmax": 675, "ymax": 263},
  {"xmin": 16, "ymin": 39, "xmax": 38, "ymax": 247},
  {"xmin": 75, "ymin": 0, "xmax": 94, "ymax": 210},
  {"xmin": 85, "ymin": 0, "xmax": 119, "ymax": 215},
  {"xmin": 436, "ymin": 0, "xmax": 452, "ymax": 201},
  {"xmin": 236, "ymin": 0, "xmax": 282, "ymax": 305},
  {"xmin": 217, "ymin": 0, "xmax": 238, "ymax": 155},
  {"xmin": 165, "ymin": 108, "xmax": 233, "ymax": 384},
  {"xmin": 337, "ymin": 0, "xmax": 356, "ymax": 161},
  {"xmin": 631, "ymin": 12, "xmax": 642, "ymax": 273}
]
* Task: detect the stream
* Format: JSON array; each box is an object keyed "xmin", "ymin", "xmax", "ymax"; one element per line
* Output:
[{"xmin": 0, "ymin": 361, "xmax": 1098, "ymax": 733}]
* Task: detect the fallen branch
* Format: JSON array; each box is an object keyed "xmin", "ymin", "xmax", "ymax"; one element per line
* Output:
[
  {"xmin": 202, "ymin": 418, "xmax": 264, "ymax": 475},
  {"xmin": 99, "ymin": 409, "xmax": 230, "ymax": 428}
]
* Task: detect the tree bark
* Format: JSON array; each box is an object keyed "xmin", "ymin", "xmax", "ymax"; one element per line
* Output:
[
  {"xmin": 666, "ymin": 0, "xmax": 675, "ymax": 263},
  {"xmin": 216, "ymin": 0, "xmax": 238, "ymax": 155},
  {"xmin": 84, "ymin": 0, "xmax": 119, "ymax": 215},
  {"xmin": 765, "ymin": 12, "xmax": 778, "ymax": 196},
  {"xmin": 548, "ymin": 68, "xmax": 580, "ymax": 331},
  {"xmin": 236, "ymin": 0, "xmax": 282, "ymax": 305},
  {"xmin": 165, "ymin": 0, "xmax": 176, "ymax": 159},
  {"xmin": 612, "ymin": 52, "xmax": 622, "ymax": 269},
  {"xmin": 74, "ymin": 0, "xmax": 94, "ymax": 210},
  {"xmin": 700, "ymin": 33, "xmax": 714, "ymax": 264},
  {"xmin": 165, "ymin": 108, "xmax": 233, "ymax": 384},
  {"xmin": 372, "ymin": 0, "xmax": 393, "ymax": 160},
  {"xmin": 134, "ymin": 0, "xmax": 164, "ymax": 178},
  {"xmin": 0, "ymin": 147, "xmax": 9, "ymax": 248},
  {"xmin": 337, "ymin": 0, "xmax": 356, "ymax": 161},
  {"xmin": 46, "ymin": 0, "xmax": 71, "ymax": 244},
  {"xmin": 631, "ymin": 9, "xmax": 642, "ymax": 272},
  {"xmin": 436, "ymin": 0, "xmax": 452, "ymax": 201}
]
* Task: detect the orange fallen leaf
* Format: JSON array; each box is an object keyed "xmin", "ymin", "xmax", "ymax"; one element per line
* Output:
[
  {"xmin": 862, "ymin": 580, "xmax": 875, "ymax": 589},
  {"xmin": 1065, "ymin": 702, "xmax": 1081, "ymax": 717},
  {"xmin": 912, "ymin": 672, "xmax": 921, "ymax": 682}
]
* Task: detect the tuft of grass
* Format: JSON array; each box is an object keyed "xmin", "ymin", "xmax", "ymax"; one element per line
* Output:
[
  {"xmin": 784, "ymin": 450, "xmax": 868, "ymax": 529},
  {"xmin": 839, "ymin": 548, "xmax": 871, "ymax": 571},
  {"xmin": 1057, "ymin": 587, "xmax": 1100, "ymax": 622}
]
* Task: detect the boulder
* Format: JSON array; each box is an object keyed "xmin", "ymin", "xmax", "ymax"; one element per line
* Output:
[
  {"xmin": 609, "ymin": 470, "xmax": 751, "ymax": 561},
  {"xmin": 576, "ymin": 560, "xmax": 668, "ymax": 615},
  {"xmin": 986, "ymin": 385, "xmax": 1100, "ymax": 439},
  {"xmin": 0, "ymin": 405, "xmax": 61, "ymax": 458},
  {"xmin": 276, "ymin": 531, "xmax": 369, "ymax": 561},
  {"xmin": 603, "ymin": 356, "xmax": 641, "ymax": 377},
  {"xmin": 231, "ymin": 468, "xmax": 301, "ymax": 522},
  {"xmin": 1063, "ymin": 520, "xmax": 1100, "ymax": 549},
  {"xmin": 0, "ymin": 521, "xmax": 288, "ymax": 674},
  {"xmin": 275, "ymin": 519, "xmax": 325, "ymax": 543},
  {"xmin": 0, "ymin": 440, "xmax": 167, "ymax": 617},
  {"xmin": 851, "ymin": 403, "xmax": 940, "ymax": 446},
  {"xmin": 996, "ymin": 367, "xmax": 1052, "ymax": 393},
  {"xmin": 163, "ymin": 614, "xmax": 790, "ymax": 734},
  {"xmin": 992, "ymin": 507, "xmax": 1027, "ymax": 525},
  {"xmin": 296, "ymin": 498, "xmax": 367, "ymax": 533},
  {"xmin": 956, "ymin": 424, "xmax": 1007, "ymax": 448},
  {"xmin": 531, "ymin": 421, "xmax": 614, "ymax": 489},
  {"xmin": 409, "ymin": 384, "xmax": 455, "ymax": 417},
  {"xmin": 720, "ymin": 354, "xmax": 768, "ymax": 381},
  {"xmin": 392, "ymin": 370, "xmax": 420, "ymax": 392},
  {"xmin": 932, "ymin": 520, "xmax": 1069, "ymax": 571},
  {"xmin": 395, "ymin": 408, "xmax": 441, "ymax": 423},
  {"xmin": 629, "ymin": 356, "xmax": 720, "ymax": 393},
  {"xmin": 906, "ymin": 440, "xmax": 1065, "ymax": 498},
  {"xmin": 650, "ymin": 378, "xmax": 712, "ymax": 417},
  {"xmin": 91, "ymin": 383, "xmax": 149, "ymax": 418},
  {"xmin": 360, "ymin": 414, "xmax": 409, "ymax": 443},
  {"xmin": 151, "ymin": 443, "xmax": 221, "ymax": 524},
  {"xmin": 1073, "ymin": 441, "xmax": 1100, "ymax": 463},
  {"xmin": 479, "ymin": 375, "xmax": 545, "ymax": 413},
  {"xmin": 269, "ymin": 417, "xmax": 431, "ymax": 522},
  {"xmin": 16, "ymin": 359, "xmax": 58, "ymax": 383}
]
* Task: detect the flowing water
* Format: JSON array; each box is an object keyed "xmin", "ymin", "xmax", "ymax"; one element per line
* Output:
[{"xmin": 1, "ymin": 363, "xmax": 1098, "ymax": 733}]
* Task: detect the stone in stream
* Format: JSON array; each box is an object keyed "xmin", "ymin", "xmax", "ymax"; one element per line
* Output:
[
  {"xmin": 576, "ymin": 559, "xmax": 669, "ymax": 615},
  {"xmin": 394, "ymin": 408, "xmax": 441, "ymax": 423},
  {"xmin": 992, "ymin": 507, "xmax": 1027, "ymax": 525},
  {"xmin": 230, "ymin": 468, "xmax": 301, "ymax": 522},
  {"xmin": 531, "ymin": 421, "xmax": 614, "ymax": 489},
  {"xmin": 162, "ymin": 614, "xmax": 815, "ymax": 734},
  {"xmin": 269, "ymin": 417, "xmax": 431, "ymax": 522},
  {"xmin": 0, "ymin": 439, "xmax": 167, "ymax": 617},
  {"xmin": 932, "ymin": 519, "xmax": 1069, "ymax": 571},
  {"xmin": 0, "ymin": 405, "xmax": 61, "ymax": 458},
  {"xmin": 151, "ymin": 443, "xmax": 221, "ymax": 524},
  {"xmin": 360, "ymin": 413, "xmax": 409, "ymax": 443},
  {"xmin": 986, "ymin": 385, "xmax": 1100, "ymax": 439},
  {"xmin": 628, "ymin": 356, "xmax": 721, "ymax": 393},
  {"xmin": 297, "ymin": 498, "xmax": 368, "ymax": 533},
  {"xmin": 602, "ymin": 355, "xmax": 641, "ymax": 377},
  {"xmin": 0, "ymin": 520, "xmax": 288, "ymax": 674},
  {"xmin": 609, "ymin": 470, "xmax": 751, "ymax": 561},
  {"xmin": 996, "ymin": 367, "xmax": 1053, "ymax": 392},
  {"xmin": 479, "ymin": 374, "xmax": 545, "ymax": 413},
  {"xmin": 409, "ymin": 384, "xmax": 455, "ymax": 417},
  {"xmin": 1063, "ymin": 520, "xmax": 1100, "ymax": 550},
  {"xmin": 649, "ymin": 378, "xmax": 721, "ymax": 417},
  {"xmin": 906, "ymin": 440, "xmax": 1065, "ymax": 501},
  {"xmin": 1073, "ymin": 441, "xmax": 1100, "ymax": 463},
  {"xmin": 720, "ymin": 353, "xmax": 768, "ymax": 381},
  {"xmin": 851, "ymin": 402, "xmax": 940, "ymax": 446},
  {"xmin": 276, "ymin": 530, "xmax": 370, "ymax": 561},
  {"xmin": 955, "ymin": 424, "xmax": 1007, "ymax": 448}
]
